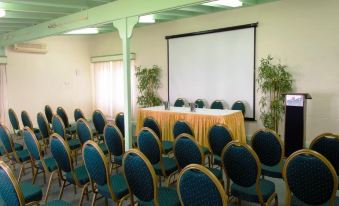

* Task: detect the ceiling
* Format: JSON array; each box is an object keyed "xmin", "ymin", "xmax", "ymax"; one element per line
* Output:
[{"xmin": 0, "ymin": 0, "xmax": 277, "ymax": 35}]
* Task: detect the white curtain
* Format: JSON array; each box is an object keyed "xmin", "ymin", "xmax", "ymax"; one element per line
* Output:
[
  {"xmin": 92, "ymin": 60, "xmax": 136, "ymax": 119},
  {"xmin": 0, "ymin": 64, "xmax": 8, "ymax": 126}
]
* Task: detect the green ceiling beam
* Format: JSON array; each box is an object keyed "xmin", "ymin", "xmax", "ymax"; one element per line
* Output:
[
  {"xmin": 4, "ymin": 11, "xmax": 63, "ymax": 20},
  {"xmin": 0, "ymin": 0, "xmax": 88, "ymax": 9},
  {"xmin": 0, "ymin": 2, "xmax": 78, "ymax": 14},
  {"xmin": 0, "ymin": 19, "xmax": 42, "ymax": 24},
  {"xmin": 160, "ymin": 10, "xmax": 197, "ymax": 17},
  {"xmin": 178, "ymin": 5, "xmax": 215, "ymax": 13},
  {"xmin": 0, "ymin": 0, "xmax": 211, "ymax": 46},
  {"xmin": 0, "ymin": 23, "xmax": 30, "ymax": 28}
]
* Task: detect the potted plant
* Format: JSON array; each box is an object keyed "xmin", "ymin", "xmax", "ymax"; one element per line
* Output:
[
  {"xmin": 257, "ymin": 55, "xmax": 293, "ymax": 133},
  {"xmin": 135, "ymin": 65, "xmax": 162, "ymax": 107}
]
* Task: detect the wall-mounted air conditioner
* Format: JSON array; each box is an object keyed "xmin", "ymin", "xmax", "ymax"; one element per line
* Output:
[{"xmin": 13, "ymin": 43, "xmax": 48, "ymax": 54}]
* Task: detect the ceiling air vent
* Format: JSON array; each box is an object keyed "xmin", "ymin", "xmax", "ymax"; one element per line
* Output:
[{"xmin": 13, "ymin": 43, "xmax": 48, "ymax": 54}]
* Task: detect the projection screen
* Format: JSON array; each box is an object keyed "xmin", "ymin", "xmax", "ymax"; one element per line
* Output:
[{"xmin": 166, "ymin": 23, "xmax": 257, "ymax": 120}]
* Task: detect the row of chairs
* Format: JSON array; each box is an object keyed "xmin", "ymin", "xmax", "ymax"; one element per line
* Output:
[{"xmin": 173, "ymin": 98, "xmax": 246, "ymax": 114}]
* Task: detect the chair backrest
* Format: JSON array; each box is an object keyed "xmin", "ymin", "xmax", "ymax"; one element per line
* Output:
[
  {"xmin": 56, "ymin": 107, "xmax": 69, "ymax": 128},
  {"xmin": 8, "ymin": 108, "xmax": 20, "ymax": 131},
  {"xmin": 137, "ymin": 127, "xmax": 161, "ymax": 165},
  {"xmin": 123, "ymin": 149, "xmax": 158, "ymax": 203},
  {"xmin": 22, "ymin": 127, "xmax": 42, "ymax": 161},
  {"xmin": 21, "ymin": 110, "xmax": 33, "ymax": 129},
  {"xmin": 0, "ymin": 161, "xmax": 25, "ymax": 206},
  {"xmin": 74, "ymin": 108, "xmax": 85, "ymax": 122},
  {"xmin": 76, "ymin": 118, "xmax": 93, "ymax": 145},
  {"xmin": 115, "ymin": 112, "xmax": 125, "ymax": 137},
  {"xmin": 210, "ymin": 100, "xmax": 224, "ymax": 109},
  {"xmin": 143, "ymin": 116, "xmax": 161, "ymax": 139},
  {"xmin": 103, "ymin": 123, "xmax": 124, "ymax": 157},
  {"xmin": 208, "ymin": 124, "xmax": 233, "ymax": 157},
  {"xmin": 222, "ymin": 142, "xmax": 260, "ymax": 188},
  {"xmin": 37, "ymin": 112, "xmax": 50, "ymax": 139},
  {"xmin": 310, "ymin": 133, "xmax": 339, "ymax": 175},
  {"xmin": 231, "ymin": 101, "xmax": 246, "ymax": 115},
  {"xmin": 52, "ymin": 115, "xmax": 66, "ymax": 138},
  {"xmin": 174, "ymin": 134, "xmax": 203, "ymax": 170},
  {"xmin": 44, "ymin": 105, "xmax": 54, "ymax": 124},
  {"xmin": 50, "ymin": 133, "xmax": 73, "ymax": 173},
  {"xmin": 0, "ymin": 123, "xmax": 14, "ymax": 153},
  {"xmin": 174, "ymin": 98, "xmax": 186, "ymax": 107},
  {"xmin": 194, "ymin": 99, "xmax": 205, "ymax": 108},
  {"xmin": 283, "ymin": 149, "xmax": 338, "ymax": 206},
  {"xmin": 173, "ymin": 120, "xmax": 194, "ymax": 139},
  {"xmin": 92, "ymin": 110, "xmax": 107, "ymax": 135},
  {"xmin": 178, "ymin": 164, "xmax": 228, "ymax": 206},
  {"xmin": 251, "ymin": 129, "xmax": 283, "ymax": 166}
]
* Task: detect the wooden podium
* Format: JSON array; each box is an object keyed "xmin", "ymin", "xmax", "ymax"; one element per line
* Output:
[{"xmin": 283, "ymin": 93, "xmax": 312, "ymax": 157}]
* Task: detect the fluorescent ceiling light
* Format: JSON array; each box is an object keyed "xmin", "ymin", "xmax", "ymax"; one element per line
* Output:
[
  {"xmin": 65, "ymin": 28, "xmax": 98, "ymax": 35},
  {"xmin": 139, "ymin": 15, "xmax": 155, "ymax": 23},
  {"xmin": 204, "ymin": 0, "xmax": 243, "ymax": 7},
  {"xmin": 0, "ymin": 9, "xmax": 6, "ymax": 18}
]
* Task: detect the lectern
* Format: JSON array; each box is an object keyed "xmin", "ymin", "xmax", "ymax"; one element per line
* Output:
[{"xmin": 284, "ymin": 93, "xmax": 312, "ymax": 157}]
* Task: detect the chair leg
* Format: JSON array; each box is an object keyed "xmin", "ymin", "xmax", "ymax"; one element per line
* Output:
[
  {"xmin": 74, "ymin": 184, "xmax": 77, "ymax": 194},
  {"xmin": 59, "ymin": 180, "xmax": 66, "ymax": 200},
  {"xmin": 18, "ymin": 164, "xmax": 24, "ymax": 182},
  {"xmin": 91, "ymin": 192, "xmax": 97, "ymax": 206},
  {"xmin": 44, "ymin": 171, "xmax": 56, "ymax": 203},
  {"xmin": 104, "ymin": 198, "xmax": 108, "ymax": 206},
  {"xmin": 79, "ymin": 184, "xmax": 89, "ymax": 206},
  {"xmin": 237, "ymin": 198, "xmax": 241, "ymax": 206},
  {"xmin": 32, "ymin": 167, "xmax": 38, "ymax": 183}
]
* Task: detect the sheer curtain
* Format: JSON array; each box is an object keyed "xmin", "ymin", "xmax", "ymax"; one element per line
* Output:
[
  {"xmin": 92, "ymin": 60, "xmax": 136, "ymax": 119},
  {"xmin": 0, "ymin": 64, "xmax": 8, "ymax": 126}
]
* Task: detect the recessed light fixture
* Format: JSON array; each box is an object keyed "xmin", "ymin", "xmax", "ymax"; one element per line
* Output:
[
  {"xmin": 204, "ymin": 0, "xmax": 243, "ymax": 7},
  {"xmin": 65, "ymin": 28, "xmax": 99, "ymax": 35},
  {"xmin": 139, "ymin": 15, "xmax": 155, "ymax": 23},
  {"xmin": 0, "ymin": 9, "xmax": 6, "ymax": 18}
]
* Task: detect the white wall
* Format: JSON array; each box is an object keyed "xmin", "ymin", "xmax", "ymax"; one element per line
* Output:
[
  {"xmin": 6, "ymin": 35, "xmax": 92, "ymax": 127},
  {"xmin": 90, "ymin": 0, "xmax": 339, "ymax": 143}
]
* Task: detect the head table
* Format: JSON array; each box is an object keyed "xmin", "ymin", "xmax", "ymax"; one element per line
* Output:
[{"xmin": 136, "ymin": 106, "xmax": 246, "ymax": 149}]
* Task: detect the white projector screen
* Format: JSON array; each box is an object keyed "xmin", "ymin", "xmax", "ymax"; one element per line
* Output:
[{"xmin": 166, "ymin": 24, "xmax": 257, "ymax": 119}]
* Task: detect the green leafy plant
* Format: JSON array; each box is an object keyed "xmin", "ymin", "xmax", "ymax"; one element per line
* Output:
[
  {"xmin": 257, "ymin": 55, "xmax": 293, "ymax": 133},
  {"xmin": 135, "ymin": 65, "xmax": 162, "ymax": 107}
]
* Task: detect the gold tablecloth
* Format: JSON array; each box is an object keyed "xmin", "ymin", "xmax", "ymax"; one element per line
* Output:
[{"xmin": 136, "ymin": 106, "xmax": 246, "ymax": 148}]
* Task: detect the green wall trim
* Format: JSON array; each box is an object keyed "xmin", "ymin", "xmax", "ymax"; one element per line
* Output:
[
  {"xmin": 91, "ymin": 53, "xmax": 136, "ymax": 63},
  {"xmin": 0, "ymin": 56, "xmax": 7, "ymax": 64}
]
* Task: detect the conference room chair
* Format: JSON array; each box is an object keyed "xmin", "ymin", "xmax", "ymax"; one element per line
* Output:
[
  {"xmin": 0, "ymin": 123, "xmax": 32, "ymax": 181},
  {"xmin": 210, "ymin": 100, "xmax": 225, "ymax": 110},
  {"xmin": 82, "ymin": 140, "xmax": 129, "ymax": 206},
  {"xmin": 137, "ymin": 127, "xmax": 177, "ymax": 186},
  {"xmin": 21, "ymin": 110, "xmax": 42, "ymax": 140},
  {"xmin": 114, "ymin": 112, "xmax": 137, "ymax": 147},
  {"xmin": 103, "ymin": 123, "xmax": 125, "ymax": 172},
  {"xmin": 310, "ymin": 133, "xmax": 339, "ymax": 189},
  {"xmin": 57, "ymin": 106, "xmax": 76, "ymax": 135},
  {"xmin": 222, "ymin": 141, "xmax": 278, "ymax": 206},
  {"xmin": 52, "ymin": 115, "xmax": 81, "ymax": 164},
  {"xmin": 283, "ymin": 149, "xmax": 338, "ymax": 206},
  {"xmin": 173, "ymin": 134, "xmax": 223, "ymax": 182},
  {"xmin": 177, "ymin": 164, "xmax": 228, "ymax": 206},
  {"xmin": 37, "ymin": 112, "xmax": 51, "ymax": 151},
  {"xmin": 194, "ymin": 99, "xmax": 206, "ymax": 108},
  {"xmin": 143, "ymin": 116, "xmax": 173, "ymax": 154},
  {"xmin": 8, "ymin": 108, "xmax": 22, "ymax": 139},
  {"xmin": 50, "ymin": 133, "xmax": 90, "ymax": 206},
  {"xmin": 92, "ymin": 109, "xmax": 107, "ymax": 141},
  {"xmin": 251, "ymin": 129, "xmax": 284, "ymax": 179},
  {"xmin": 231, "ymin": 101, "xmax": 246, "ymax": 115},
  {"xmin": 123, "ymin": 149, "xmax": 180, "ymax": 205},
  {"xmin": 174, "ymin": 98, "xmax": 186, "ymax": 107},
  {"xmin": 44, "ymin": 105, "xmax": 54, "ymax": 126},
  {"xmin": 22, "ymin": 127, "xmax": 59, "ymax": 202},
  {"xmin": 76, "ymin": 118, "xmax": 108, "ymax": 154},
  {"xmin": 0, "ymin": 122, "xmax": 23, "ymax": 153},
  {"xmin": 208, "ymin": 124, "xmax": 233, "ymax": 167},
  {"xmin": 74, "ymin": 108, "xmax": 86, "ymax": 122}
]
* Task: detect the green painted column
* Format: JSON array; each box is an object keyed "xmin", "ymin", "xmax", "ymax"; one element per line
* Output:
[
  {"xmin": 113, "ymin": 17, "xmax": 138, "ymax": 150},
  {"xmin": 0, "ymin": 47, "xmax": 7, "ymax": 64}
]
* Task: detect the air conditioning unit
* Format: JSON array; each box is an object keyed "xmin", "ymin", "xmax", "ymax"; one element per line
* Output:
[{"xmin": 13, "ymin": 43, "xmax": 48, "ymax": 54}]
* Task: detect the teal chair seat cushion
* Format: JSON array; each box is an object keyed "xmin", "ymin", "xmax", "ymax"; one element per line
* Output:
[
  {"xmin": 154, "ymin": 157, "xmax": 177, "ymax": 176},
  {"xmin": 139, "ymin": 187, "xmax": 180, "ymax": 206},
  {"xmin": 65, "ymin": 165, "xmax": 89, "ymax": 185},
  {"xmin": 67, "ymin": 139, "xmax": 81, "ymax": 150},
  {"xmin": 213, "ymin": 154, "xmax": 222, "ymax": 166},
  {"xmin": 207, "ymin": 167, "xmax": 222, "ymax": 180},
  {"xmin": 231, "ymin": 179, "xmax": 275, "ymax": 203},
  {"xmin": 20, "ymin": 182, "xmax": 43, "ymax": 203},
  {"xmin": 14, "ymin": 143, "xmax": 24, "ymax": 151},
  {"xmin": 291, "ymin": 195, "xmax": 339, "ymax": 206},
  {"xmin": 97, "ymin": 173, "xmax": 129, "ymax": 199},
  {"xmin": 38, "ymin": 157, "xmax": 58, "ymax": 172},
  {"xmin": 262, "ymin": 163, "xmax": 283, "ymax": 178},
  {"xmin": 43, "ymin": 200, "xmax": 72, "ymax": 206},
  {"xmin": 162, "ymin": 141, "xmax": 173, "ymax": 154},
  {"xmin": 66, "ymin": 124, "xmax": 77, "ymax": 134},
  {"xmin": 13, "ymin": 149, "xmax": 30, "ymax": 162},
  {"xmin": 202, "ymin": 146, "xmax": 210, "ymax": 155},
  {"xmin": 99, "ymin": 143, "xmax": 109, "ymax": 155},
  {"xmin": 112, "ymin": 155, "xmax": 122, "ymax": 166}
]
